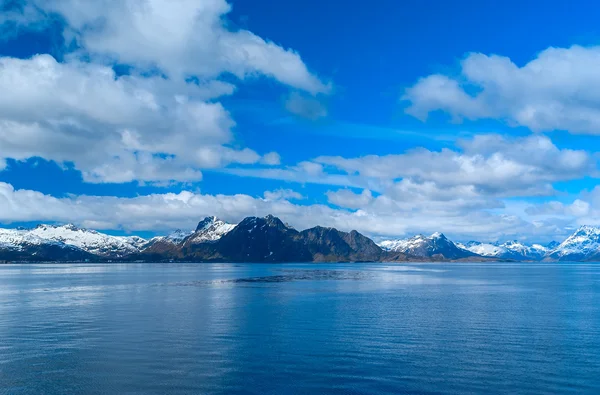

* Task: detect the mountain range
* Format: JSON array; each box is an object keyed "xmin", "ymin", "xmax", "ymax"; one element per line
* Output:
[{"xmin": 1, "ymin": 216, "xmax": 600, "ymax": 262}]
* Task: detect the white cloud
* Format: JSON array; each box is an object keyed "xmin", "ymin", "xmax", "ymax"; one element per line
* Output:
[
  {"xmin": 263, "ymin": 189, "xmax": 304, "ymax": 201},
  {"xmin": 260, "ymin": 152, "xmax": 281, "ymax": 166},
  {"xmin": 284, "ymin": 91, "xmax": 328, "ymax": 120},
  {"xmin": 314, "ymin": 134, "xmax": 594, "ymax": 197},
  {"xmin": 224, "ymin": 134, "xmax": 596, "ymax": 228},
  {"xmin": 526, "ymin": 200, "xmax": 591, "ymax": 217},
  {"xmin": 224, "ymin": 163, "xmax": 361, "ymax": 188},
  {"xmin": 0, "ymin": 1, "xmax": 47, "ymax": 39},
  {"xmin": 34, "ymin": 0, "xmax": 330, "ymax": 94},
  {"xmin": 327, "ymin": 189, "xmax": 373, "ymax": 209},
  {"xmin": 0, "ymin": 54, "xmax": 265, "ymax": 183},
  {"xmin": 0, "ymin": 0, "xmax": 330, "ymax": 183},
  {"xmin": 404, "ymin": 45, "xmax": 600, "ymax": 134},
  {"xmin": 0, "ymin": 181, "xmax": 566, "ymax": 241},
  {"xmin": 524, "ymin": 186, "xmax": 600, "ymax": 228},
  {"xmin": 219, "ymin": 133, "xmax": 597, "ymax": 242}
]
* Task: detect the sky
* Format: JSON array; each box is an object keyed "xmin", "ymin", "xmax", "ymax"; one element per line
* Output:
[{"xmin": 1, "ymin": 0, "xmax": 600, "ymax": 243}]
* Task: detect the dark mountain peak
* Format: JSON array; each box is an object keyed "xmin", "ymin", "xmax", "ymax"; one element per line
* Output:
[
  {"xmin": 195, "ymin": 216, "xmax": 220, "ymax": 231},
  {"xmin": 303, "ymin": 225, "xmax": 334, "ymax": 234},
  {"xmin": 264, "ymin": 214, "xmax": 297, "ymax": 230},
  {"xmin": 264, "ymin": 214, "xmax": 285, "ymax": 227},
  {"xmin": 204, "ymin": 215, "xmax": 304, "ymax": 262},
  {"xmin": 238, "ymin": 216, "xmax": 257, "ymax": 224},
  {"xmin": 235, "ymin": 215, "xmax": 292, "ymax": 232},
  {"xmin": 300, "ymin": 226, "xmax": 382, "ymax": 262}
]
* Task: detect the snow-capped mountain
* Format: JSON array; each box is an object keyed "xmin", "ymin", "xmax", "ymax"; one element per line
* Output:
[
  {"xmin": 32, "ymin": 224, "xmax": 147, "ymax": 256},
  {"xmin": 0, "ymin": 217, "xmax": 237, "ymax": 261},
  {"xmin": 146, "ymin": 229, "xmax": 193, "ymax": 246},
  {"xmin": 0, "ymin": 224, "xmax": 146, "ymax": 257},
  {"xmin": 164, "ymin": 229, "xmax": 193, "ymax": 244},
  {"xmin": 379, "ymin": 232, "xmax": 476, "ymax": 260},
  {"xmin": 141, "ymin": 217, "xmax": 236, "ymax": 258},
  {"xmin": 545, "ymin": 225, "xmax": 600, "ymax": 261},
  {"xmin": 185, "ymin": 216, "xmax": 236, "ymax": 245},
  {"xmin": 456, "ymin": 241, "xmax": 504, "ymax": 257},
  {"xmin": 190, "ymin": 215, "xmax": 382, "ymax": 263},
  {"xmin": 459, "ymin": 240, "xmax": 551, "ymax": 261},
  {"xmin": 3, "ymin": 220, "xmax": 600, "ymax": 263},
  {"xmin": 146, "ymin": 217, "xmax": 234, "ymax": 248},
  {"xmin": 0, "ymin": 224, "xmax": 147, "ymax": 258}
]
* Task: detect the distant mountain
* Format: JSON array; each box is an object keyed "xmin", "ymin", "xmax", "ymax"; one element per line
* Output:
[
  {"xmin": 192, "ymin": 215, "xmax": 311, "ymax": 262},
  {"xmin": 164, "ymin": 229, "xmax": 193, "ymax": 244},
  {"xmin": 545, "ymin": 241, "xmax": 560, "ymax": 250},
  {"xmin": 183, "ymin": 215, "xmax": 382, "ymax": 263},
  {"xmin": 460, "ymin": 240, "xmax": 550, "ymax": 261},
  {"xmin": 379, "ymin": 233, "xmax": 477, "ymax": 260},
  {"xmin": 545, "ymin": 225, "xmax": 600, "ymax": 261},
  {"xmin": 299, "ymin": 226, "xmax": 383, "ymax": 262},
  {"xmin": 0, "ymin": 224, "xmax": 145, "ymax": 260},
  {"xmin": 184, "ymin": 216, "xmax": 236, "ymax": 245},
  {"xmin": 2, "ymin": 219, "xmax": 600, "ymax": 263},
  {"xmin": 142, "ymin": 216, "xmax": 236, "ymax": 258}
]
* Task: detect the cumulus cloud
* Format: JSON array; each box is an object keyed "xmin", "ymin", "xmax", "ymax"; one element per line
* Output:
[
  {"xmin": 260, "ymin": 152, "xmax": 281, "ymax": 166},
  {"xmin": 0, "ymin": 55, "xmax": 263, "ymax": 182},
  {"xmin": 0, "ymin": 0, "xmax": 330, "ymax": 183},
  {"xmin": 327, "ymin": 189, "xmax": 373, "ymax": 209},
  {"xmin": 404, "ymin": 45, "xmax": 600, "ymax": 134},
  {"xmin": 525, "ymin": 186, "xmax": 600, "ymax": 226},
  {"xmin": 224, "ymin": 134, "xmax": 596, "ymax": 220},
  {"xmin": 0, "ymin": 181, "xmax": 564, "ymax": 241},
  {"xmin": 219, "ymin": 133, "xmax": 597, "ymax": 242},
  {"xmin": 33, "ymin": 0, "xmax": 330, "ymax": 94},
  {"xmin": 312, "ymin": 134, "xmax": 594, "ymax": 197},
  {"xmin": 526, "ymin": 199, "xmax": 591, "ymax": 217}
]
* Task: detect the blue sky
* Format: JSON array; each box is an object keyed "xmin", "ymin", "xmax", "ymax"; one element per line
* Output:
[{"xmin": 1, "ymin": 0, "xmax": 600, "ymax": 242}]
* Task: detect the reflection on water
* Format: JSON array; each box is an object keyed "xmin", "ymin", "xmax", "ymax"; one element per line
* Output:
[{"xmin": 0, "ymin": 262, "xmax": 599, "ymax": 394}]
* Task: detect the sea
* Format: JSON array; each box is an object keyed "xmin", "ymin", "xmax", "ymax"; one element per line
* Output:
[{"xmin": 1, "ymin": 262, "xmax": 599, "ymax": 394}]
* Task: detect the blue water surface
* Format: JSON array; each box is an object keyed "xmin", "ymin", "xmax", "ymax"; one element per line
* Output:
[{"xmin": 0, "ymin": 262, "xmax": 599, "ymax": 394}]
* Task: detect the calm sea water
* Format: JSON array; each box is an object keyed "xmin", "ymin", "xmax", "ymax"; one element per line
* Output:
[{"xmin": 1, "ymin": 262, "xmax": 599, "ymax": 394}]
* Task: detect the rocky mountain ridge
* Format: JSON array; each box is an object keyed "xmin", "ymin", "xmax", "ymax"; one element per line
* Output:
[{"xmin": 0, "ymin": 218, "xmax": 599, "ymax": 262}]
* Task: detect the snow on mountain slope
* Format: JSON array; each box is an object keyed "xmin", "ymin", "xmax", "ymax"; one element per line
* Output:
[
  {"xmin": 503, "ymin": 241, "xmax": 549, "ymax": 259},
  {"xmin": 143, "ymin": 217, "xmax": 236, "ymax": 256},
  {"xmin": 0, "ymin": 228, "xmax": 62, "ymax": 250},
  {"xmin": 186, "ymin": 216, "xmax": 235, "ymax": 244},
  {"xmin": 456, "ymin": 241, "xmax": 503, "ymax": 257},
  {"xmin": 0, "ymin": 224, "xmax": 147, "ymax": 257},
  {"xmin": 379, "ymin": 232, "xmax": 475, "ymax": 259},
  {"xmin": 165, "ymin": 229, "xmax": 193, "ymax": 244},
  {"xmin": 546, "ymin": 225, "xmax": 600, "ymax": 260},
  {"xmin": 378, "ymin": 238, "xmax": 412, "ymax": 252},
  {"xmin": 145, "ymin": 229, "xmax": 192, "ymax": 249},
  {"xmin": 459, "ymin": 240, "xmax": 550, "ymax": 260}
]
